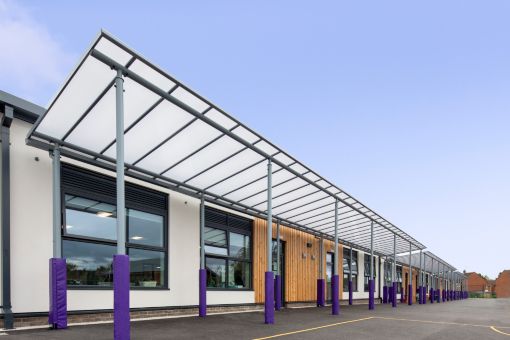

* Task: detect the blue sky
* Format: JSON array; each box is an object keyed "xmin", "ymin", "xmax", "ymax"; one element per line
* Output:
[{"xmin": 1, "ymin": 0, "xmax": 509, "ymax": 278}]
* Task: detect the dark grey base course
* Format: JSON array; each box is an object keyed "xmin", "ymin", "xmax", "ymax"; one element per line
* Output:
[{"xmin": 4, "ymin": 298, "xmax": 510, "ymax": 340}]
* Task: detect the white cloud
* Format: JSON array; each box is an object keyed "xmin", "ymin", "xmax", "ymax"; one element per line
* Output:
[{"xmin": 0, "ymin": 0, "xmax": 76, "ymax": 105}]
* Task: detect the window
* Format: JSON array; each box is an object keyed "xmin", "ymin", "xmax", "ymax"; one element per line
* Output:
[
  {"xmin": 364, "ymin": 254, "xmax": 377, "ymax": 292},
  {"xmin": 384, "ymin": 260, "xmax": 392, "ymax": 285},
  {"xmin": 396, "ymin": 266, "xmax": 403, "ymax": 293},
  {"xmin": 204, "ymin": 208, "xmax": 252, "ymax": 290},
  {"xmin": 342, "ymin": 249, "xmax": 358, "ymax": 292},
  {"xmin": 61, "ymin": 164, "xmax": 167, "ymax": 289}
]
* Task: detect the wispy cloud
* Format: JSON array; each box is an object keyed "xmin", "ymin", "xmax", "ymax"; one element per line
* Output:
[{"xmin": 0, "ymin": 0, "xmax": 76, "ymax": 106}]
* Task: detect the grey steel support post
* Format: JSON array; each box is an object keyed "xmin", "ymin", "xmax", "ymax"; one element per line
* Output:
[
  {"xmin": 113, "ymin": 68, "xmax": 130, "ymax": 340},
  {"xmin": 436, "ymin": 260, "xmax": 440, "ymax": 303},
  {"xmin": 349, "ymin": 245, "xmax": 353, "ymax": 305},
  {"xmin": 419, "ymin": 250, "xmax": 422, "ymax": 304},
  {"xmin": 332, "ymin": 199, "xmax": 339, "ymax": 315},
  {"xmin": 369, "ymin": 221, "xmax": 374, "ymax": 309},
  {"xmin": 431, "ymin": 257, "xmax": 434, "ymax": 304},
  {"xmin": 116, "ymin": 68, "xmax": 126, "ymax": 256},
  {"xmin": 52, "ymin": 146, "xmax": 61, "ymax": 258},
  {"xmin": 392, "ymin": 234, "xmax": 397, "ymax": 308},
  {"xmin": 408, "ymin": 242, "xmax": 412, "ymax": 305},
  {"xmin": 199, "ymin": 194, "xmax": 206, "ymax": 317},
  {"xmin": 264, "ymin": 159, "xmax": 274, "ymax": 324},
  {"xmin": 275, "ymin": 219, "xmax": 282, "ymax": 310},
  {"xmin": 1, "ymin": 106, "xmax": 13, "ymax": 329}
]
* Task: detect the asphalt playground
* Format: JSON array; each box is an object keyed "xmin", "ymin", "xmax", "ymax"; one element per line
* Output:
[{"xmin": 2, "ymin": 298, "xmax": 510, "ymax": 339}]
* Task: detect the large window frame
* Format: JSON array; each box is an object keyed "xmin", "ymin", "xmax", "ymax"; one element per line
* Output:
[
  {"xmin": 342, "ymin": 248, "xmax": 358, "ymax": 292},
  {"xmin": 204, "ymin": 208, "xmax": 253, "ymax": 291},
  {"xmin": 61, "ymin": 165, "xmax": 168, "ymax": 290},
  {"xmin": 363, "ymin": 254, "xmax": 377, "ymax": 292}
]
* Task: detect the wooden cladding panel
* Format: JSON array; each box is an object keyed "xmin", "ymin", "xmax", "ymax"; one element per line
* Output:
[{"xmin": 253, "ymin": 218, "xmax": 343, "ymax": 303}]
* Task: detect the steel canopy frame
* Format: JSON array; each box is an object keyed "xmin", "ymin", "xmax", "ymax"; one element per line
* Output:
[{"xmin": 26, "ymin": 30, "xmax": 425, "ymax": 256}]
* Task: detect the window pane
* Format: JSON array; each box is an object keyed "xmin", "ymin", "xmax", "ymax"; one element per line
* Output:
[
  {"xmin": 65, "ymin": 195, "xmax": 117, "ymax": 240},
  {"xmin": 63, "ymin": 240, "xmax": 115, "ymax": 286},
  {"xmin": 228, "ymin": 261, "xmax": 251, "ymax": 289},
  {"xmin": 128, "ymin": 209, "xmax": 164, "ymax": 247},
  {"xmin": 206, "ymin": 257, "xmax": 226, "ymax": 288},
  {"xmin": 204, "ymin": 227, "xmax": 227, "ymax": 256},
  {"xmin": 230, "ymin": 232, "xmax": 250, "ymax": 259},
  {"xmin": 129, "ymin": 248, "xmax": 165, "ymax": 288}
]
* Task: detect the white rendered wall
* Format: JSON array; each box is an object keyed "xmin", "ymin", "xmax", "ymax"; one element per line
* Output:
[
  {"xmin": 8, "ymin": 120, "xmax": 255, "ymax": 314},
  {"xmin": 342, "ymin": 250, "xmax": 379, "ymax": 300}
]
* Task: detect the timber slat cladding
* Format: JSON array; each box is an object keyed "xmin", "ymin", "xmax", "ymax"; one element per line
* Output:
[{"xmin": 253, "ymin": 218, "xmax": 343, "ymax": 303}]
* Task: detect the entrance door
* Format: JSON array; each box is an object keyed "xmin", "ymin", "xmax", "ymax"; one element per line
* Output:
[
  {"xmin": 326, "ymin": 252, "xmax": 334, "ymax": 302},
  {"xmin": 272, "ymin": 239, "xmax": 285, "ymax": 307}
]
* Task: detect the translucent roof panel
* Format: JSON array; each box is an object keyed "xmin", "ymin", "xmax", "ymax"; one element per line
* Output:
[{"xmin": 28, "ymin": 30, "xmax": 426, "ymax": 256}]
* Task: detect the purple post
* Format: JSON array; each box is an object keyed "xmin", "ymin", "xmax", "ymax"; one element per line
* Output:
[
  {"xmin": 383, "ymin": 286, "xmax": 388, "ymax": 304},
  {"xmin": 275, "ymin": 275, "xmax": 282, "ymax": 311},
  {"xmin": 348, "ymin": 280, "xmax": 353, "ymax": 305},
  {"xmin": 199, "ymin": 269, "xmax": 207, "ymax": 317},
  {"xmin": 316, "ymin": 278, "xmax": 325, "ymax": 307},
  {"xmin": 368, "ymin": 280, "xmax": 375, "ymax": 310},
  {"xmin": 331, "ymin": 275, "xmax": 339, "ymax": 315},
  {"xmin": 265, "ymin": 271, "xmax": 274, "ymax": 324},
  {"xmin": 389, "ymin": 286, "xmax": 393, "ymax": 304},
  {"xmin": 408, "ymin": 284, "xmax": 413, "ymax": 305},
  {"xmin": 392, "ymin": 282, "xmax": 397, "ymax": 308},
  {"xmin": 430, "ymin": 288, "xmax": 434, "ymax": 304},
  {"xmin": 442, "ymin": 290, "xmax": 446, "ymax": 302},
  {"xmin": 114, "ymin": 255, "xmax": 130, "ymax": 340},
  {"xmin": 49, "ymin": 258, "xmax": 67, "ymax": 329}
]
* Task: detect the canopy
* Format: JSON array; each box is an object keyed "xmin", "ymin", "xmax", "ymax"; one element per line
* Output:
[
  {"xmin": 27, "ymin": 30, "xmax": 425, "ymax": 256},
  {"xmin": 395, "ymin": 251, "xmax": 456, "ymax": 273}
]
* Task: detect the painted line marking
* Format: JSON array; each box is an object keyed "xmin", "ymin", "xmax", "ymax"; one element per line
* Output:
[
  {"xmin": 374, "ymin": 316, "xmax": 510, "ymax": 329},
  {"xmin": 252, "ymin": 317, "xmax": 373, "ymax": 339},
  {"xmin": 491, "ymin": 326, "xmax": 510, "ymax": 336}
]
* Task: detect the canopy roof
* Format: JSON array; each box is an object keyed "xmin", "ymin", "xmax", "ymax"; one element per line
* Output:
[
  {"xmin": 395, "ymin": 251, "xmax": 456, "ymax": 273},
  {"xmin": 27, "ymin": 31, "xmax": 426, "ymax": 255}
]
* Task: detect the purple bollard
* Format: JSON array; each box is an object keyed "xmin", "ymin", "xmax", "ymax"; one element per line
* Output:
[
  {"xmin": 383, "ymin": 286, "xmax": 388, "ymax": 304},
  {"xmin": 368, "ymin": 280, "xmax": 375, "ymax": 310},
  {"xmin": 199, "ymin": 269, "xmax": 206, "ymax": 317},
  {"xmin": 408, "ymin": 284, "xmax": 413, "ymax": 305},
  {"xmin": 317, "ymin": 278, "xmax": 325, "ymax": 307},
  {"xmin": 430, "ymin": 288, "xmax": 434, "ymax": 304},
  {"xmin": 275, "ymin": 275, "xmax": 282, "ymax": 311},
  {"xmin": 348, "ymin": 280, "xmax": 353, "ymax": 305},
  {"xmin": 49, "ymin": 258, "xmax": 67, "ymax": 329},
  {"xmin": 442, "ymin": 290, "xmax": 446, "ymax": 302},
  {"xmin": 265, "ymin": 272, "xmax": 275, "ymax": 324},
  {"xmin": 332, "ymin": 275, "xmax": 339, "ymax": 315},
  {"xmin": 392, "ymin": 282, "xmax": 397, "ymax": 308},
  {"xmin": 388, "ymin": 286, "xmax": 393, "ymax": 304},
  {"xmin": 113, "ymin": 255, "xmax": 130, "ymax": 340}
]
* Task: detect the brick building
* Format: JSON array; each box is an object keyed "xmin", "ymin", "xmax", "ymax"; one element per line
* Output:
[
  {"xmin": 495, "ymin": 270, "xmax": 510, "ymax": 298},
  {"xmin": 466, "ymin": 272, "xmax": 493, "ymax": 294}
]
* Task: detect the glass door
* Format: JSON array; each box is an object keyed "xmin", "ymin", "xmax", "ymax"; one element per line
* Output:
[
  {"xmin": 326, "ymin": 252, "xmax": 334, "ymax": 302},
  {"xmin": 272, "ymin": 239, "xmax": 285, "ymax": 307}
]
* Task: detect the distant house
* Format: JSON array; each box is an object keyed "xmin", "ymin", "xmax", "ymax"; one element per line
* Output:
[
  {"xmin": 466, "ymin": 272, "xmax": 494, "ymax": 294},
  {"xmin": 495, "ymin": 270, "xmax": 510, "ymax": 298}
]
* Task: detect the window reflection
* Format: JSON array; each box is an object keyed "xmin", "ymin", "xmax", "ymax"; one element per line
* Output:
[
  {"xmin": 63, "ymin": 240, "xmax": 115, "ymax": 286},
  {"xmin": 129, "ymin": 248, "xmax": 165, "ymax": 288}
]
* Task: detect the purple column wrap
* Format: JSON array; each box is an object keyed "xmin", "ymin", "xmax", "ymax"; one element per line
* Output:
[
  {"xmin": 442, "ymin": 290, "xmax": 446, "ymax": 302},
  {"xmin": 49, "ymin": 258, "xmax": 67, "ymax": 329},
  {"xmin": 388, "ymin": 286, "xmax": 393, "ymax": 304},
  {"xmin": 383, "ymin": 286, "xmax": 388, "ymax": 304},
  {"xmin": 331, "ymin": 275, "xmax": 339, "ymax": 315},
  {"xmin": 348, "ymin": 280, "xmax": 353, "ymax": 305},
  {"xmin": 316, "ymin": 279, "xmax": 325, "ymax": 307},
  {"xmin": 392, "ymin": 282, "xmax": 397, "ymax": 307},
  {"xmin": 199, "ymin": 269, "xmax": 206, "ymax": 317},
  {"xmin": 275, "ymin": 275, "xmax": 282, "ymax": 311},
  {"xmin": 430, "ymin": 288, "xmax": 434, "ymax": 303},
  {"xmin": 368, "ymin": 280, "xmax": 375, "ymax": 310},
  {"xmin": 265, "ymin": 271, "xmax": 274, "ymax": 324},
  {"xmin": 114, "ymin": 255, "xmax": 130, "ymax": 340},
  {"xmin": 408, "ymin": 284, "xmax": 413, "ymax": 305}
]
